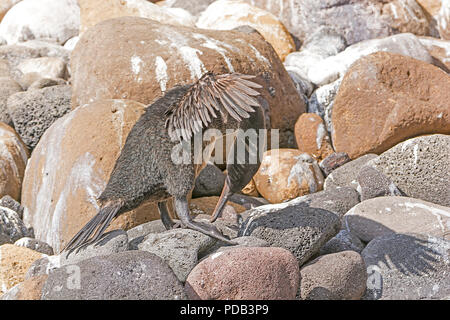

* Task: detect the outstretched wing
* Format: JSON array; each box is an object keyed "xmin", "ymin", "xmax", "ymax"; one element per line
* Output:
[{"xmin": 165, "ymin": 72, "xmax": 262, "ymax": 141}]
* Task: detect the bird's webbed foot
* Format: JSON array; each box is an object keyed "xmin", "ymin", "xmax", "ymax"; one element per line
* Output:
[{"xmin": 174, "ymin": 196, "xmax": 236, "ymax": 245}]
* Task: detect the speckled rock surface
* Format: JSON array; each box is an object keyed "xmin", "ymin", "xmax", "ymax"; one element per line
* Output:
[
  {"xmin": 59, "ymin": 230, "xmax": 129, "ymax": 266},
  {"xmin": 320, "ymin": 230, "xmax": 365, "ymax": 255},
  {"xmin": 0, "ymin": 195, "xmax": 23, "ymax": 219},
  {"xmin": 0, "ymin": 77, "xmax": 22, "ymax": 125},
  {"xmin": 319, "ymin": 152, "xmax": 351, "ymax": 177},
  {"xmin": 238, "ymin": 198, "xmax": 341, "ymax": 266},
  {"xmin": 137, "ymin": 228, "xmax": 216, "ymax": 282},
  {"xmin": 14, "ymin": 237, "xmax": 54, "ymax": 255},
  {"xmin": 41, "ymin": 251, "xmax": 187, "ymax": 300},
  {"xmin": 294, "ymin": 113, "xmax": 334, "ymax": 162},
  {"xmin": 332, "ymin": 52, "xmax": 450, "ymax": 158},
  {"xmin": 345, "ymin": 196, "xmax": 450, "ymax": 242},
  {"xmin": 186, "ymin": 247, "xmax": 299, "ymax": 300},
  {"xmin": 356, "ymin": 166, "xmax": 402, "ymax": 201},
  {"xmin": 0, "ymin": 206, "xmax": 31, "ymax": 245},
  {"xmin": 324, "ymin": 154, "xmax": 378, "ymax": 191},
  {"xmin": 1, "ymin": 274, "xmax": 47, "ymax": 300},
  {"xmin": 368, "ymin": 134, "xmax": 450, "ymax": 207},
  {"xmin": 362, "ymin": 233, "xmax": 450, "ymax": 300},
  {"xmin": 192, "ymin": 163, "xmax": 225, "ymax": 198},
  {"xmin": 7, "ymin": 85, "xmax": 72, "ymax": 149},
  {"xmin": 0, "ymin": 244, "xmax": 45, "ymax": 294},
  {"xmin": 299, "ymin": 251, "xmax": 367, "ymax": 300}
]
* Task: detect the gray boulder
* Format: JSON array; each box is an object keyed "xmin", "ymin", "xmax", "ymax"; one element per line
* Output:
[
  {"xmin": 7, "ymin": 84, "xmax": 71, "ymax": 149},
  {"xmin": 192, "ymin": 163, "xmax": 225, "ymax": 198},
  {"xmin": 362, "ymin": 233, "xmax": 450, "ymax": 300},
  {"xmin": 344, "ymin": 196, "xmax": 450, "ymax": 243},
  {"xmin": 0, "ymin": 77, "xmax": 22, "ymax": 125},
  {"xmin": 0, "ymin": 206, "xmax": 32, "ymax": 245},
  {"xmin": 368, "ymin": 134, "xmax": 450, "ymax": 207},
  {"xmin": 324, "ymin": 154, "xmax": 378, "ymax": 190},
  {"xmin": 320, "ymin": 230, "xmax": 365, "ymax": 255},
  {"xmin": 356, "ymin": 166, "xmax": 402, "ymax": 201},
  {"xmin": 238, "ymin": 199, "xmax": 341, "ymax": 266},
  {"xmin": 14, "ymin": 237, "xmax": 54, "ymax": 255},
  {"xmin": 138, "ymin": 228, "xmax": 216, "ymax": 282},
  {"xmin": 41, "ymin": 251, "xmax": 187, "ymax": 300}
]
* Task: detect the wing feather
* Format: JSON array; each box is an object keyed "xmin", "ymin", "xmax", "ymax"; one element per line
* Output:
[{"xmin": 165, "ymin": 72, "xmax": 262, "ymax": 142}]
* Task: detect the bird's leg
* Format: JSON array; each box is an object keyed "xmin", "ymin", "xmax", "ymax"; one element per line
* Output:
[
  {"xmin": 158, "ymin": 200, "xmax": 181, "ymax": 230},
  {"xmin": 158, "ymin": 200, "xmax": 174, "ymax": 230},
  {"xmin": 210, "ymin": 178, "xmax": 232, "ymax": 223},
  {"xmin": 174, "ymin": 196, "xmax": 235, "ymax": 244},
  {"xmin": 211, "ymin": 132, "xmax": 262, "ymax": 223}
]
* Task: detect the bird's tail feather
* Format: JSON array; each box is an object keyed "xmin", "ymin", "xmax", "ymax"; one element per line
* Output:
[{"xmin": 62, "ymin": 201, "xmax": 122, "ymax": 254}]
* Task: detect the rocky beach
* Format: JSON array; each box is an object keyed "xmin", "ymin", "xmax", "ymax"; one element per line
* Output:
[{"xmin": 0, "ymin": 0, "xmax": 449, "ymax": 300}]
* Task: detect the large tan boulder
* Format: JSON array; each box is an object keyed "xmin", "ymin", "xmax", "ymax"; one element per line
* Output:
[
  {"xmin": 70, "ymin": 16, "xmax": 305, "ymax": 147},
  {"xmin": 77, "ymin": 0, "xmax": 195, "ymax": 35},
  {"xmin": 332, "ymin": 52, "xmax": 450, "ymax": 159},
  {"xmin": 0, "ymin": 123, "xmax": 28, "ymax": 201},
  {"xmin": 0, "ymin": 244, "xmax": 45, "ymax": 294},
  {"xmin": 21, "ymin": 100, "xmax": 167, "ymax": 252},
  {"xmin": 196, "ymin": 0, "xmax": 295, "ymax": 61},
  {"xmin": 253, "ymin": 149, "xmax": 324, "ymax": 204}
]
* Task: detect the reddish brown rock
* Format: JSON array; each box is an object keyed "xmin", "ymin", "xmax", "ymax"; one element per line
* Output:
[
  {"xmin": 299, "ymin": 250, "xmax": 367, "ymax": 300},
  {"xmin": 21, "ymin": 100, "xmax": 171, "ymax": 252},
  {"xmin": 332, "ymin": 52, "xmax": 450, "ymax": 159},
  {"xmin": 0, "ymin": 123, "xmax": 28, "ymax": 201},
  {"xmin": 0, "ymin": 244, "xmax": 45, "ymax": 294},
  {"xmin": 196, "ymin": 0, "xmax": 295, "ymax": 61},
  {"xmin": 185, "ymin": 247, "xmax": 299, "ymax": 300},
  {"xmin": 318, "ymin": 152, "xmax": 351, "ymax": 176},
  {"xmin": 254, "ymin": 149, "xmax": 324, "ymax": 204},
  {"xmin": 71, "ymin": 16, "xmax": 305, "ymax": 147},
  {"xmin": 294, "ymin": 113, "xmax": 334, "ymax": 162}
]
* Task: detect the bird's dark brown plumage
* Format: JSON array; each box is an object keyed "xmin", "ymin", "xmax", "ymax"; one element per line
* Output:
[{"xmin": 63, "ymin": 72, "xmax": 266, "ymax": 254}]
